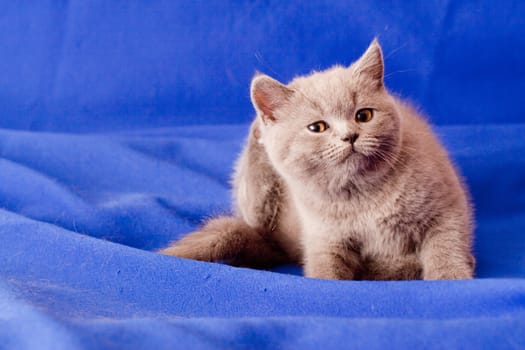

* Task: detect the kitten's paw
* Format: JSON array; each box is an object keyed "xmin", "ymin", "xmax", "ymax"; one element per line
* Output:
[
  {"xmin": 422, "ymin": 253, "xmax": 475, "ymax": 280},
  {"xmin": 423, "ymin": 267, "xmax": 473, "ymax": 280}
]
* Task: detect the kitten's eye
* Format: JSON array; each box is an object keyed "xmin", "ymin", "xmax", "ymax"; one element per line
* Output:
[
  {"xmin": 307, "ymin": 121, "xmax": 329, "ymax": 133},
  {"xmin": 355, "ymin": 108, "xmax": 373, "ymax": 123}
]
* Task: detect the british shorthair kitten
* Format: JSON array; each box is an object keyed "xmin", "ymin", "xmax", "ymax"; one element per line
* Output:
[{"xmin": 160, "ymin": 39, "xmax": 475, "ymax": 280}]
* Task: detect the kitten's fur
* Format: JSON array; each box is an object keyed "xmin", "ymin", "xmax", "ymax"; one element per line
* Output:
[{"xmin": 160, "ymin": 39, "xmax": 475, "ymax": 280}]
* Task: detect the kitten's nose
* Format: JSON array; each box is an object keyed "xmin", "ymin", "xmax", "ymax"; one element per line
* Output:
[{"xmin": 341, "ymin": 133, "xmax": 359, "ymax": 144}]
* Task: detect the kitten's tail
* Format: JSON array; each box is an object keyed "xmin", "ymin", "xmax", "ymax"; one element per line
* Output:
[{"xmin": 158, "ymin": 216, "xmax": 287, "ymax": 268}]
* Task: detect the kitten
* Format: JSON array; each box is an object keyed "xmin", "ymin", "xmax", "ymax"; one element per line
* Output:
[{"xmin": 160, "ymin": 39, "xmax": 475, "ymax": 280}]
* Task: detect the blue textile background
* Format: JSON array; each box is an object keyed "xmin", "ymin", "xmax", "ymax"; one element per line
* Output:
[
  {"xmin": 1, "ymin": 1, "xmax": 524, "ymax": 131},
  {"xmin": 1, "ymin": 1, "xmax": 525, "ymax": 349}
]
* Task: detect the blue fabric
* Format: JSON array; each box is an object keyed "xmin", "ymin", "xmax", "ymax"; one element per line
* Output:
[{"xmin": 1, "ymin": 1, "xmax": 524, "ymax": 349}]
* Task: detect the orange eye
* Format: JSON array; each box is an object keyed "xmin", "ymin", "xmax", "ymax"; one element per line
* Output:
[
  {"xmin": 355, "ymin": 108, "xmax": 373, "ymax": 123},
  {"xmin": 307, "ymin": 121, "xmax": 329, "ymax": 133}
]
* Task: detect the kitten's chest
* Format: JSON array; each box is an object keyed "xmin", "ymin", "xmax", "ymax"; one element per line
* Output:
[{"xmin": 301, "ymin": 192, "xmax": 414, "ymax": 255}]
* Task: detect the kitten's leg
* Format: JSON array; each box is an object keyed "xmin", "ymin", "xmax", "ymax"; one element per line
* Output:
[
  {"xmin": 303, "ymin": 239, "xmax": 361, "ymax": 280},
  {"xmin": 420, "ymin": 229, "xmax": 475, "ymax": 280},
  {"xmin": 159, "ymin": 216, "xmax": 288, "ymax": 268}
]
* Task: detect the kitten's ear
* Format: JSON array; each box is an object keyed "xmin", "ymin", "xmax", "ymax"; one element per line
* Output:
[
  {"xmin": 251, "ymin": 74, "xmax": 294, "ymax": 123},
  {"xmin": 351, "ymin": 38, "xmax": 384, "ymax": 89}
]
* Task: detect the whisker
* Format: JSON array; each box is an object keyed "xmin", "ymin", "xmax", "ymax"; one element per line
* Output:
[
  {"xmin": 384, "ymin": 43, "xmax": 409, "ymax": 60},
  {"xmin": 320, "ymin": 144, "xmax": 347, "ymax": 159},
  {"xmin": 254, "ymin": 51, "xmax": 285, "ymax": 81},
  {"xmin": 384, "ymin": 68, "xmax": 418, "ymax": 80}
]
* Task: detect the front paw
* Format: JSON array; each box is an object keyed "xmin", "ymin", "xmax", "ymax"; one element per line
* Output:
[
  {"xmin": 303, "ymin": 252, "xmax": 359, "ymax": 280},
  {"xmin": 423, "ymin": 266, "xmax": 473, "ymax": 280}
]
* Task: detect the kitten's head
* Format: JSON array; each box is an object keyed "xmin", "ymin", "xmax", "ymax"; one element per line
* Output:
[{"xmin": 251, "ymin": 39, "xmax": 402, "ymax": 193}]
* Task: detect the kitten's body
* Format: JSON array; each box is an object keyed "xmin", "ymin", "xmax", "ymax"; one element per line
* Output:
[{"xmin": 160, "ymin": 40, "xmax": 474, "ymax": 280}]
